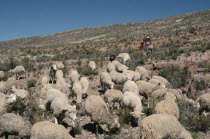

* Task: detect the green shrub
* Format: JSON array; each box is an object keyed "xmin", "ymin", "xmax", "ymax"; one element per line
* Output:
[
  {"xmin": 77, "ymin": 64, "xmax": 98, "ymax": 76},
  {"xmin": 116, "ymin": 108, "xmax": 133, "ymax": 127},
  {"xmin": 193, "ymin": 80, "xmax": 208, "ymax": 91},
  {"xmin": 158, "ymin": 66, "xmax": 191, "ymax": 88},
  {"xmin": 71, "ymin": 122, "xmax": 82, "ymax": 135},
  {"xmin": 114, "ymin": 84, "xmax": 123, "ymax": 91},
  {"xmin": 27, "ymin": 79, "xmax": 37, "ymax": 88}
]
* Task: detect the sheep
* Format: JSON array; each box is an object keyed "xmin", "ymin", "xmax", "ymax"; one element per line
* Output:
[
  {"xmin": 136, "ymin": 80, "xmax": 161, "ymax": 99},
  {"xmin": 79, "ymin": 76, "xmax": 89, "ymax": 95},
  {"xmin": 140, "ymin": 114, "xmax": 192, "ymax": 139},
  {"xmin": 0, "ymin": 82, "xmax": 6, "ymax": 93},
  {"xmin": 31, "ymin": 121, "xmax": 73, "ymax": 139},
  {"xmin": 100, "ymin": 72, "xmax": 115, "ymax": 92},
  {"xmin": 85, "ymin": 95, "xmax": 120, "ymax": 136},
  {"xmin": 41, "ymin": 76, "xmax": 50, "ymax": 86},
  {"xmin": 123, "ymin": 80, "xmax": 139, "ymax": 95},
  {"xmin": 0, "ymin": 113, "xmax": 31, "ymax": 138},
  {"xmin": 196, "ymin": 93, "xmax": 210, "ymax": 116},
  {"xmin": 69, "ymin": 70, "xmax": 80, "ymax": 83},
  {"xmin": 0, "ymin": 93, "xmax": 16, "ymax": 115},
  {"xmin": 154, "ymin": 99, "xmax": 179, "ymax": 119},
  {"xmin": 54, "ymin": 70, "xmax": 71, "ymax": 95},
  {"xmin": 121, "ymin": 91, "xmax": 143, "ymax": 119},
  {"xmin": 88, "ymin": 61, "xmax": 97, "ymax": 70},
  {"xmin": 116, "ymin": 53, "xmax": 131, "ymax": 64},
  {"xmin": 46, "ymin": 88, "xmax": 77, "ymax": 124},
  {"xmin": 152, "ymin": 76, "xmax": 171, "ymax": 88},
  {"xmin": 12, "ymin": 86, "xmax": 29, "ymax": 99},
  {"xmin": 0, "ymin": 71, "xmax": 5, "ymax": 80},
  {"xmin": 104, "ymin": 89, "xmax": 123, "ymax": 112},
  {"xmin": 9, "ymin": 65, "xmax": 26, "ymax": 80},
  {"xmin": 148, "ymin": 78, "xmax": 166, "ymax": 88},
  {"xmin": 55, "ymin": 62, "xmax": 65, "ymax": 69},
  {"xmin": 115, "ymin": 63, "xmax": 129, "ymax": 73},
  {"xmin": 151, "ymin": 88, "xmax": 182, "ymax": 101},
  {"xmin": 135, "ymin": 66, "xmax": 150, "ymax": 81},
  {"xmin": 109, "ymin": 70, "xmax": 128, "ymax": 84},
  {"xmin": 106, "ymin": 62, "xmax": 115, "ymax": 73},
  {"xmin": 72, "ymin": 81, "xmax": 83, "ymax": 104}
]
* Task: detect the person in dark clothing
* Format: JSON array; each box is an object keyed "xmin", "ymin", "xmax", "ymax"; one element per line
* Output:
[{"xmin": 49, "ymin": 65, "xmax": 57, "ymax": 84}]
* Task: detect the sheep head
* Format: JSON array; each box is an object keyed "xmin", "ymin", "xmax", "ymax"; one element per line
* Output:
[{"xmin": 63, "ymin": 105, "xmax": 77, "ymax": 121}]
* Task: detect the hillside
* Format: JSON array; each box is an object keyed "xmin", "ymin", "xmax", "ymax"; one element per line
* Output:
[
  {"xmin": 1, "ymin": 9, "xmax": 210, "ymax": 48},
  {"xmin": 0, "ymin": 9, "xmax": 210, "ymax": 139}
]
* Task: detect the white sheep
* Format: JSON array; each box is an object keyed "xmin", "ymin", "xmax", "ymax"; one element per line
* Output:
[
  {"xmin": 140, "ymin": 114, "xmax": 192, "ymax": 139},
  {"xmin": 85, "ymin": 95, "xmax": 120, "ymax": 136},
  {"xmin": 136, "ymin": 80, "xmax": 161, "ymax": 99},
  {"xmin": 152, "ymin": 76, "xmax": 171, "ymax": 88},
  {"xmin": 154, "ymin": 99, "xmax": 179, "ymax": 119},
  {"xmin": 12, "ymin": 86, "xmax": 29, "ymax": 99},
  {"xmin": 100, "ymin": 72, "xmax": 115, "ymax": 92},
  {"xmin": 0, "ymin": 71, "xmax": 5, "ymax": 80},
  {"xmin": 69, "ymin": 70, "xmax": 80, "ymax": 83},
  {"xmin": 121, "ymin": 91, "xmax": 143, "ymax": 119},
  {"xmin": 106, "ymin": 62, "xmax": 116, "ymax": 73},
  {"xmin": 72, "ymin": 81, "xmax": 83, "ymax": 104},
  {"xmin": 151, "ymin": 88, "xmax": 182, "ymax": 101},
  {"xmin": 116, "ymin": 53, "xmax": 131, "ymax": 64},
  {"xmin": 31, "ymin": 121, "xmax": 73, "ymax": 139},
  {"xmin": 0, "ymin": 113, "xmax": 31, "ymax": 138},
  {"xmin": 148, "ymin": 78, "xmax": 166, "ymax": 88},
  {"xmin": 46, "ymin": 88, "xmax": 77, "ymax": 124},
  {"xmin": 55, "ymin": 70, "xmax": 71, "ymax": 95},
  {"xmin": 123, "ymin": 80, "xmax": 139, "ymax": 95},
  {"xmin": 104, "ymin": 89, "xmax": 123, "ymax": 112},
  {"xmin": 115, "ymin": 63, "xmax": 129, "ymax": 73},
  {"xmin": 0, "ymin": 82, "xmax": 6, "ymax": 93},
  {"xmin": 79, "ymin": 76, "xmax": 89, "ymax": 95},
  {"xmin": 0, "ymin": 93, "xmax": 16, "ymax": 115},
  {"xmin": 196, "ymin": 93, "xmax": 210, "ymax": 116},
  {"xmin": 9, "ymin": 66, "xmax": 26, "ymax": 80},
  {"xmin": 135, "ymin": 66, "xmax": 150, "ymax": 81},
  {"xmin": 88, "ymin": 61, "xmax": 97, "ymax": 70},
  {"xmin": 109, "ymin": 70, "xmax": 128, "ymax": 84}
]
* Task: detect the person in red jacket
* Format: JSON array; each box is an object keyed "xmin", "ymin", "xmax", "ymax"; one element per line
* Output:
[{"xmin": 140, "ymin": 41, "xmax": 145, "ymax": 50}]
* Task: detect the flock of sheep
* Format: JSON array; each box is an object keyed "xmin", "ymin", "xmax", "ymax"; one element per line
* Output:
[{"xmin": 0, "ymin": 52, "xmax": 210, "ymax": 139}]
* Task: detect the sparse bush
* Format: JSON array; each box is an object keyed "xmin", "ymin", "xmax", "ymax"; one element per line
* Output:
[
  {"xmin": 193, "ymin": 80, "xmax": 209, "ymax": 91},
  {"xmin": 77, "ymin": 64, "xmax": 98, "ymax": 76},
  {"xmin": 71, "ymin": 122, "xmax": 82, "ymax": 135},
  {"xmin": 116, "ymin": 108, "xmax": 133, "ymax": 127},
  {"xmin": 158, "ymin": 66, "xmax": 191, "ymax": 88},
  {"xmin": 27, "ymin": 79, "xmax": 37, "ymax": 88},
  {"xmin": 114, "ymin": 84, "xmax": 123, "ymax": 91}
]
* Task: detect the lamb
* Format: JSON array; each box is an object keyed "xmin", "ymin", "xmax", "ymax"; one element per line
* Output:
[
  {"xmin": 72, "ymin": 81, "xmax": 83, "ymax": 104},
  {"xmin": 136, "ymin": 80, "xmax": 161, "ymax": 99},
  {"xmin": 9, "ymin": 65, "xmax": 26, "ymax": 80},
  {"xmin": 123, "ymin": 80, "xmax": 139, "ymax": 95},
  {"xmin": 46, "ymin": 88, "xmax": 77, "ymax": 124},
  {"xmin": 0, "ymin": 113, "xmax": 31, "ymax": 138},
  {"xmin": 12, "ymin": 86, "xmax": 29, "ymax": 99},
  {"xmin": 154, "ymin": 99, "xmax": 179, "ymax": 119},
  {"xmin": 69, "ymin": 70, "xmax": 80, "ymax": 83},
  {"xmin": 115, "ymin": 63, "xmax": 129, "ymax": 73},
  {"xmin": 31, "ymin": 121, "xmax": 73, "ymax": 139},
  {"xmin": 196, "ymin": 93, "xmax": 210, "ymax": 116},
  {"xmin": 109, "ymin": 70, "xmax": 128, "ymax": 84},
  {"xmin": 135, "ymin": 66, "xmax": 150, "ymax": 81},
  {"xmin": 121, "ymin": 91, "xmax": 143, "ymax": 119},
  {"xmin": 106, "ymin": 62, "xmax": 115, "ymax": 73},
  {"xmin": 104, "ymin": 89, "xmax": 123, "ymax": 112},
  {"xmin": 140, "ymin": 114, "xmax": 192, "ymax": 139},
  {"xmin": 79, "ymin": 76, "xmax": 89, "ymax": 95},
  {"xmin": 100, "ymin": 72, "xmax": 115, "ymax": 92},
  {"xmin": 116, "ymin": 53, "xmax": 131, "ymax": 64},
  {"xmin": 85, "ymin": 95, "xmax": 120, "ymax": 136},
  {"xmin": 0, "ymin": 71, "xmax": 5, "ymax": 80},
  {"xmin": 88, "ymin": 61, "xmax": 97, "ymax": 70}
]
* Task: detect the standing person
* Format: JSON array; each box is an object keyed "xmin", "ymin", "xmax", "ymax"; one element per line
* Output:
[
  {"xmin": 140, "ymin": 41, "xmax": 145, "ymax": 51},
  {"xmin": 145, "ymin": 37, "xmax": 151, "ymax": 55}
]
